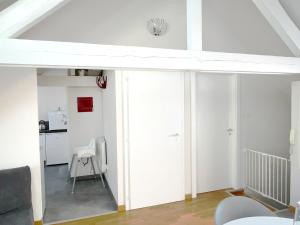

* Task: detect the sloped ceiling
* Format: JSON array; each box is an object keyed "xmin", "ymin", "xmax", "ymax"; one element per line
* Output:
[
  {"xmin": 19, "ymin": 0, "xmax": 187, "ymax": 50},
  {"xmin": 0, "ymin": 0, "xmax": 16, "ymax": 11},
  {"xmin": 15, "ymin": 0, "xmax": 298, "ymax": 57},
  {"xmin": 280, "ymin": 0, "xmax": 300, "ymax": 30},
  {"xmin": 202, "ymin": 0, "xmax": 292, "ymax": 56}
]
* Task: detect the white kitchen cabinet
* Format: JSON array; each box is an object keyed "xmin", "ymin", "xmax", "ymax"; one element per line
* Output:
[{"xmin": 46, "ymin": 132, "xmax": 69, "ymax": 165}]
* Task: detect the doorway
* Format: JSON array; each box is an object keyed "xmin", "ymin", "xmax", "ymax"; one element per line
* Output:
[
  {"xmin": 37, "ymin": 69, "xmax": 117, "ymax": 224},
  {"xmin": 195, "ymin": 73, "xmax": 237, "ymax": 193}
]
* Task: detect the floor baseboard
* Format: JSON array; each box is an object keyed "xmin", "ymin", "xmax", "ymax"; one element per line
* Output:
[
  {"xmin": 289, "ymin": 205, "xmax": 296, "ymax": 214},
  {"xmin": 34, "ymin": 220, "xmax": 43, "ymax": 225},
  {"xmin": 185, "ymin": 194, "xmax": 192, "ymax": 201},
  {"xmin": 118, "ymin": 205, "xmax": 126, "ymax": 212}
]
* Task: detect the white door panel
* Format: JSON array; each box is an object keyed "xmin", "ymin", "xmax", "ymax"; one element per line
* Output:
[
  {"xmin": 196, "ymin": 74, "xmax": 234, "ymax": 193},
  {"xmin": 127, "ymin": 71, "xmax": 184, "ymax": 209}
]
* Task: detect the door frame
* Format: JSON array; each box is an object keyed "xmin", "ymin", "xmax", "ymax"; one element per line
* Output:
[{"xmin": 190, "ymin": 73, "xmax": 240, "ymax": 197}]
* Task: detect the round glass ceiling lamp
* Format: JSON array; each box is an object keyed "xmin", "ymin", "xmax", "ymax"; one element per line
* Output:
[{"xmin": 147, "ymin": 18, "xmax": 168, "ymax": 36}]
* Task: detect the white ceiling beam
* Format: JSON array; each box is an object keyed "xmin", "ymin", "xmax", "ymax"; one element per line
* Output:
[
  {"xmin": 252, "ymin": 0, "xmax": 300, "ymax": 57},
  {"xmin": 0, "ymin": 39, "xmax": 300, "ymax": 74},
  {"xmin": 187, "ymin": 0, "xmax": 202, "ymax": 50},
  {"xmin": 0, "ymin": 0, "xmax": 70, "ymax": 38}
]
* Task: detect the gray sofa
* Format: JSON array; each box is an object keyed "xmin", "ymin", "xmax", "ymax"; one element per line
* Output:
[{"xmin": 0, "ymin": 166, "xmax": 34, "ymax": 225}]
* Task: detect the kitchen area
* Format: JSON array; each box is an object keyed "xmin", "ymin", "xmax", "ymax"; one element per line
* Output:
[{"xmin": 37, "ymin": 69, "xmax": 117, "ymax": 224}]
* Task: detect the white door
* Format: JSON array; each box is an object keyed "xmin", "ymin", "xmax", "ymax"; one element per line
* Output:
[
  {"xmin": 126, "ymin": 71, "xmax": 185, "ymax": 209},
  {"xmin": 196, "ymin": 74, "xmax": 236, "ymax": 193}
]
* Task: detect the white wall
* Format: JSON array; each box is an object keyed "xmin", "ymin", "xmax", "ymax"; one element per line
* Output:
[
  {"xmin": 19, "ymin": 0, "xmax": 293, "ymax": 56},
  {"xmin": 37, "ymin": 75, "xmax": 98, "ymax": 87},
  {"xmin": 0, "ymin": 0, "xmax": 16, "ymax": 11},
  {"xmin": 239, "ymin": 74, "xmax": 300, "ymax": 158},
  {"xmin": 37, "ymin": 86, "xmax": 67, "ymax": 121},
  {"xmin": 239, "ymin": 74, "xmax": 300, "ymax": 188},
  {"xmin": 19, "ymin": 0, "xmax": 187, "ymax": 50},
  {"xmin": 0, "ymin": 67, "xmax": 42, "ymax": 221},
  {"xmin": 102, "ymin": 71, "xmax": 118, "ymax": 203},
  {"xmin": 290, "ymin": 81, "xmax": 300, "ymax": 206},
  {"xmin": 202, "ymin": 0, "xmax": 292, "ymax": 56},
  {"xmin": 195, "ymin": 73, "xmax": 300, "ymax": 190},
  {"xmin": 67, "ymin": 87, "xmax": 104, "ymax": 176}
]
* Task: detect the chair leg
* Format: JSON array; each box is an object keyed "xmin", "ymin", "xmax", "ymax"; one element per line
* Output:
[
  {"xmin": 72, "ymin": 158, "xmax": 79, "ymax": 194},
  {"xmin": 68, "ymin": 154, "xmax": 75, "ymax": 182},
  {"xmin": 92, "ymin": 156, "xmax": 106, "ymax": 188},
  {"xmin": 99, "ymin": 172, "xmax": 106, "ymax": 188},
  {"xmin": 90, "ymin": 156, "xmax": 97, "ymax": 180}
]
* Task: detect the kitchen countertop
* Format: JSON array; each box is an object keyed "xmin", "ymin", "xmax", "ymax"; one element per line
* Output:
[{"xmin": 39, "ymin": 129, "xmax": 67, "ymax": 134}]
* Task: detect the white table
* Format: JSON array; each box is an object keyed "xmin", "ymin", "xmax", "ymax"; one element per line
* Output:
[{"xmin": 224, "ymin": 217, "xmax": 293, "ymax": 225}]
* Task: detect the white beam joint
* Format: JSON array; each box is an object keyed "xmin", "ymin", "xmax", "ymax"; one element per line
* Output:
[{"xmin": 187, "ymin": 0, "xmax": 202, "ymax": 50}]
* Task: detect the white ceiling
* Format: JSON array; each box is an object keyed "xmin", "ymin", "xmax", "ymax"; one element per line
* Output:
[
  {"xmin": 280, "ymin": 0, "xmax": 300, "ymax": 30},
  {"xmin": 1, "ymin": 1, "xmax": 299, "ymax": 35}
]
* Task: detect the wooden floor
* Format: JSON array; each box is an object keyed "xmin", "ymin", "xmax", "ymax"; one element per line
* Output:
[{"xmin": 54, "ymin": 190, "xmax": 230, "ymax": 225}]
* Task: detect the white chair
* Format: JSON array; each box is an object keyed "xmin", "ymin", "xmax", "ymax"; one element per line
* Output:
[
  {"xmin": 69, "ymin": 138, "xmax": 105, "ymax": 194},
  {"xmin": 215, "ymin": 196, "xmax": 276, "ymax": 225}
]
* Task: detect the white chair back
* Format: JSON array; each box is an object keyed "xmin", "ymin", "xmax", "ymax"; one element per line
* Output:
[{"xmin": 89, "ymin": 138, "xmax": 96, "ymax": 149}]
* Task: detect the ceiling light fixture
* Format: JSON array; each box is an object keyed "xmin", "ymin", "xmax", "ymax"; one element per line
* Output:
[{"xmin": 147, "ymin": 18, "xmax": 168, "ymax": 36}]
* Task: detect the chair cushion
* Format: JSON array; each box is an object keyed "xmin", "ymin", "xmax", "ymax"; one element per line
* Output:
[
  {"xmin": 0, "ymin": 166, "xmax": 32, "ymax": 214},
  {"xmin": 77, "ymin": 148, "xmax": 96, "ymax": 158}
]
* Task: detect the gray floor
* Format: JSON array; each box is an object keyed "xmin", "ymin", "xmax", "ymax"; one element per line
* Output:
[
  {"xmin": 43, "ymin": 165, "xmax": 117, "ymax": 224},
  {"xmin": 244, "ymin": 189, "xmax": 294, "ymax": 218},
  {"xmin": 276, "ymin": 209, "xmax": 294, "ymax": 218},
  {"xmin": 228, "ymin": 189, "xmax": 294, "ymax": 219},
  {"xmin": 246, "ymin": 189, "xmax": 294, "ymax": 219}
]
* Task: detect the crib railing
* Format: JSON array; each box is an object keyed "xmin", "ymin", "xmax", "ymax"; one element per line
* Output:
[{"xmin": 243, "ymin": 149, "xmax": 290, "ymax": 206}]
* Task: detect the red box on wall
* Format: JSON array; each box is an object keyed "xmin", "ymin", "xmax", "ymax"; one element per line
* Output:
[{"xmin": 77, "ymin": 97, "xmax": 93, "ymax": 112}]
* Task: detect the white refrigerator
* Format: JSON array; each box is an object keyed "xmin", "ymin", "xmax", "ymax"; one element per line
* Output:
[{"xmin": 46, "ymin": 110, "xmax": 69, "ymax": 165}]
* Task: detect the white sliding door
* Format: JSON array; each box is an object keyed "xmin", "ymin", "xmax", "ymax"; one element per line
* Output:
[
  {"xmin": 126, "ymin": 71, "xmax": 185, "ymax": 209},
  {"xmin": 196, "ymin": 74, "xmax": 236, "ymax": 193}
]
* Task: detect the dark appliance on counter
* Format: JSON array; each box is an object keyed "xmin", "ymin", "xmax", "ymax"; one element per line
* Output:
[{"xmin": 39, "ymin": 120, "xmax": 49, "ymax": 131}]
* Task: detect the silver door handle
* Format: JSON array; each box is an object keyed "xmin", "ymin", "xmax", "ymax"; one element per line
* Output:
[
  {"xmin": 227, "ymin": 128, "xmax": 233, "ymax": 136},
  {"xmin": 168, "ymin": 133, "xmax": 180, "ymax": 137}
]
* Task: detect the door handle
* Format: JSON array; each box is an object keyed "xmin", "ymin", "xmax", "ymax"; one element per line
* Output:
[
  {"xmin": 168, "ymin": 133, "xmax": 180, "ymax": 137},
  {"xmin": 227, "ymin": 128, "xmax": 233, "ymax": 136}
]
